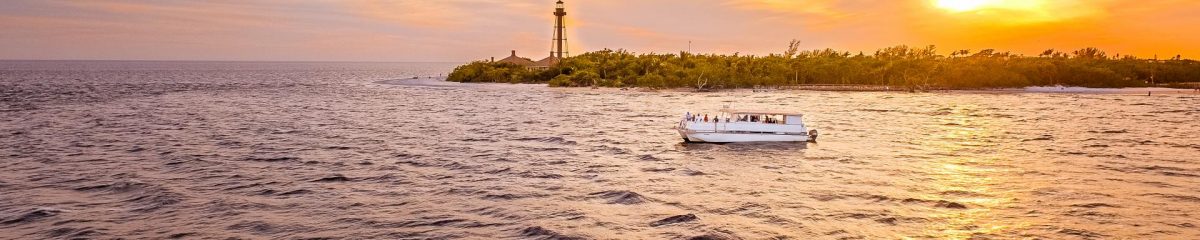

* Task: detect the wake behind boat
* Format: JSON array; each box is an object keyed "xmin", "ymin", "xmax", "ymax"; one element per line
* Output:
[{"xmin": 676, "ymin": 107, "xmax": 818, "ymax": 143}]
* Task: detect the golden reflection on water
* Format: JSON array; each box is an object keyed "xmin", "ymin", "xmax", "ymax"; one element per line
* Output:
[
  {"xmin": 7, "ymin": 63, "xmax": 1200, "ymax": 239},
  {"xmin": 917, "ymin": 105, "xmax": 1026, "ymax": 239}
]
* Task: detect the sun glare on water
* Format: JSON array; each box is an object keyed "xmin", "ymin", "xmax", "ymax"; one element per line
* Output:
[{"xmin": 935, "ymin": 0, "xmax": 991, "ymax": 12}]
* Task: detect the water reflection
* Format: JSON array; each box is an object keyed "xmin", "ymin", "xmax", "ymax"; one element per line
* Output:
[
  {"xmin": 918, "ymin": 105, "xmax": 1019, "ymax": 238},
  {"xmin": 2, "ymin": 62, "xmax": 1198, "ymax": 239}
]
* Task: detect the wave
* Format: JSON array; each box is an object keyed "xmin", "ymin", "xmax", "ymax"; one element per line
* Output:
[
  {"xmin": 589, "ymin": 190, "xmax": 652, "ymax": 205},
  {"xmin": 519, "ymin": 226, "xmax": 587, "ymax": 240},
  {"xmin": 649, "ymin": 213, "xmax": 698, "ymax": 227}
]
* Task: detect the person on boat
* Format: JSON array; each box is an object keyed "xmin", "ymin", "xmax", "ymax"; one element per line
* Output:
[
  {"xmin": 685, "ymin": 112, "xmax": 692, "ymax": 121},
  {"xmin": 703, "ymin": 114, "xmax": 709, "ymax": 122}
]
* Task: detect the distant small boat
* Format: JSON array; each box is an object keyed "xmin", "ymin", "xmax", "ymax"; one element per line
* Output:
[{"xmin": 676, "ymin": 107, "xmax": 817, "ymax": 143}]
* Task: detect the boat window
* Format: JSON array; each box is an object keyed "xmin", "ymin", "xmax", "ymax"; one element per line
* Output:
[
  {"xmin": 784, "ymin": 115, "xmax": 803, "ymax": 125},
  {"xmin": 757, "ymin": 114, "xmax": 779, "ymax": 124}
]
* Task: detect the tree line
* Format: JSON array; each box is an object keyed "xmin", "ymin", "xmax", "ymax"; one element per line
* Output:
[{"xmin": 447, "ymin": 41, "xmax": 1200, "ymax": 89}]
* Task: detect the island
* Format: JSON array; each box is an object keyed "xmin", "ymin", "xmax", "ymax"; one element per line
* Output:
[{"xmin": 447, "ymin": 41, "xmax": 1200, "ymax": 91}]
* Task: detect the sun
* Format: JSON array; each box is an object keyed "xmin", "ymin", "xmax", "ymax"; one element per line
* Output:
[{"xmin": 935, "ymin": 0, "xmax": 990, "ymax": 12}]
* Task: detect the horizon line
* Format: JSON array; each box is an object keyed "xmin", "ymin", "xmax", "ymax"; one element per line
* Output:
[{"xmin": 0, "ymin": 59, "xmax": 468, "ymax": 64}]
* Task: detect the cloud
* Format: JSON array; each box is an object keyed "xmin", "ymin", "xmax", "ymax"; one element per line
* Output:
[
  {"xmin": 724, "ymin": 0, "xmax": 849, "ymax": 19},
  {"xmin": 340, "ymin": 1, "xmax": 545, "ymax": 28},
  {"xmin": 343, "ymin": 1, "xmax": 469, "ymax": 28},
  {"xmin": 51, "ymin": 1, "xmax": 289, "ymax": 30},
  {"xmin": 1, "ymin": 0, "xmax": 1198, "ymax": 61}
]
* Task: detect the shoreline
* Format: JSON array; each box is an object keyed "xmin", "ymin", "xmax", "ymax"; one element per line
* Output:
[{"xmin": 381, "ymin": 77, "xmax": 1200, "ymax": 95}]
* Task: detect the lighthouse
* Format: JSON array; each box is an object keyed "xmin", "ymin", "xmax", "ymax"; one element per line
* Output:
[
  {"xmin": 529, "ymin": 1, "xmax": 567, "ymax": 70},
  {"xmin": 552, "ymin": 0, "xmax": 568, "ymax": 58},
  {"xmin": 499, "ymin": 1, "xmax": 569, "ymax": 70}
]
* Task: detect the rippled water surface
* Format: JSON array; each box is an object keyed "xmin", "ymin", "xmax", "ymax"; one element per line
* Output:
[{"xmin": 2, "ymin": 61, "xmax": 1199, "ymax": 239}]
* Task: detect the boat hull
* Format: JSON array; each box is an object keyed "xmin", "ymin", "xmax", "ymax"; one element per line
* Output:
[{"xmin": 680, "ymin": 131, "xmax": 810, "ymax": 143}]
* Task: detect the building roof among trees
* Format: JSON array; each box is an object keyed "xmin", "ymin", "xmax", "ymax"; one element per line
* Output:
[
  {"xmin": 496, "ymin": 50, "xmax": 535, "ymax": 66},
  {"xmin": 533, "ymin": 55, "xmax": 560, "ymax": 67}
]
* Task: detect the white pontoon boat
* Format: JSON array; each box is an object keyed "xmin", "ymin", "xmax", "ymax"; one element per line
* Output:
[{"xmin": 676, "ymin": 108, "xmax": 817, "ymax": 143}]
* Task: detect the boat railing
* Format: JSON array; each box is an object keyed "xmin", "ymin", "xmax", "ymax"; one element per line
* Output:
[
  {"xmin": 681, "ymin": 121, "xmax": 807, "ymax": 135},
  {"xmin": 683, "ymin": 128, "xmax": 808, "ymax": 136}
]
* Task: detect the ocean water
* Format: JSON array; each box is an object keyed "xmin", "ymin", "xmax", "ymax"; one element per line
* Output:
[{"xmin": 1, "ymin": 60, "xmax": 1198, "ymax": 239}]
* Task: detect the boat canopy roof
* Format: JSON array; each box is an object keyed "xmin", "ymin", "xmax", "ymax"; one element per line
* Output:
[{"xmin": 720, "ymin": 108, "xmax": 804, "ymax": 116}]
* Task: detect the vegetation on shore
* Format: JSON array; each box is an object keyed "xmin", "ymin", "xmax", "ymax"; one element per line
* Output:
[{"xmin": 447, "ymin": 41, "xmax": 1200, "ymax": 89}]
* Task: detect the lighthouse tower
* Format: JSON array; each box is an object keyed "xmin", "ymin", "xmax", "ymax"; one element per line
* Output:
[
  {"xmin": 552, "ymin": 0, "xmax": 568, "ymax": 58},
  {"xmin": 529, "ymin": 1, "xmax": 568, "ymax": 70}
]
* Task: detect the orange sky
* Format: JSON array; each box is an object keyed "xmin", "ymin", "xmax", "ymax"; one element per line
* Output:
[{"xmin": 0, "ymin": 0, "xmax": 1196, "ymax": 61}]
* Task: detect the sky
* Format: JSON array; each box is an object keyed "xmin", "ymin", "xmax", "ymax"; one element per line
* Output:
[{"xmin": 0, "ymin": 0, "xmax": 1197, "ymax": 62}]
